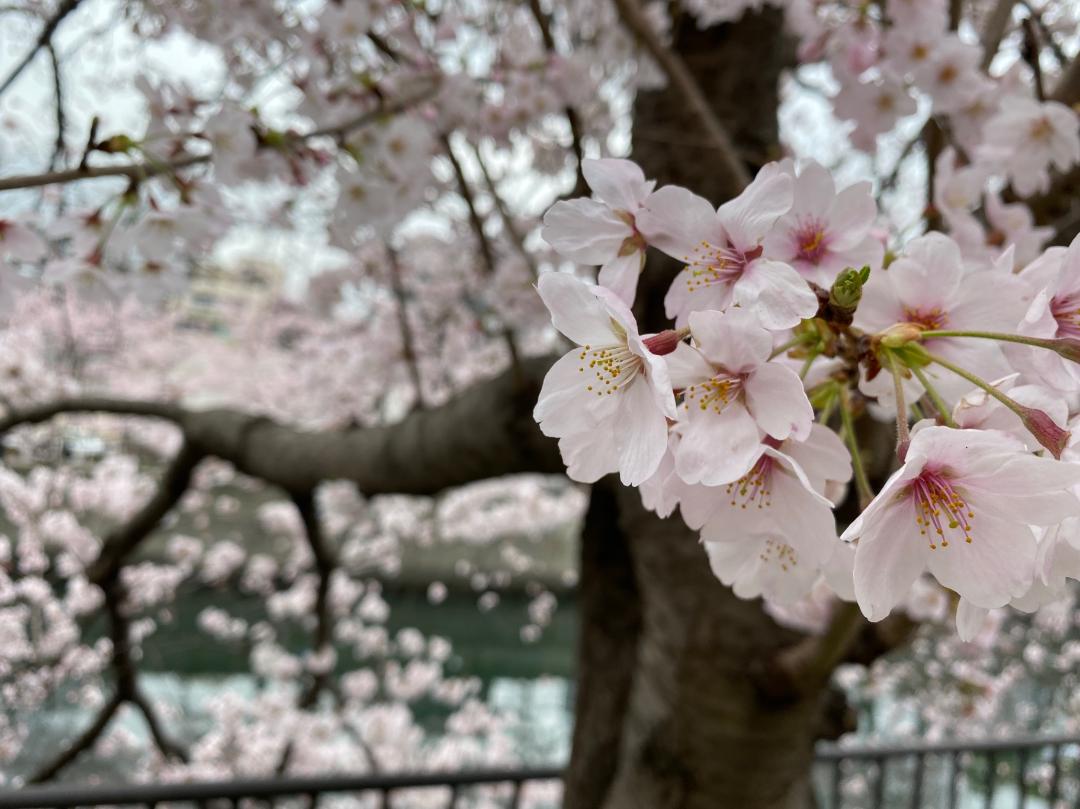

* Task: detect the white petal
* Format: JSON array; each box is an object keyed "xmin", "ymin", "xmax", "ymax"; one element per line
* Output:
[
  {"xmin": 927, "ymin": 512, "xmax": 1037, "ymax": 609},
  {"xmin": 674, "ymin": 404, "xmax": 763, "ymax": 486},
  {"xmin": 687, "ymin": 308, "xmax": 772, "ymax": 371},
  {"xmin": 536, "ymin": 272, "xmax": 617, "ymax": 346},
  {"xmin": 583, "ymin": 158, "xmax": 654, "ymax": 211},
  {"xmin": 542, "ymin": 199, "xmax": 631, "ymax": 264},
  {"xmin": 853, "ymin": 499, "xmax": 928, "ymax": 621},
  {"xmin": 636, "ymin": 185, "xmax": 723, "ymax": 262},
  {"xmin": 733, "ymin": 259, "xmax": 819, "ymax": 330},
  {"xmin": 615, "ymin": 377, "xmax": 670, "ymax": 486},
  {"xmin": 597, "ymin": 250, "xmax": 644, "ymax": 305},
  {"xmin": 744, "ymin": 362, "xmax": 814, "ymax": 441}
]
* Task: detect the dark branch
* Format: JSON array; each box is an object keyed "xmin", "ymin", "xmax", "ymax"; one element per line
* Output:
[
  {"xmin": 27, "ymin": 693, "xmax": 122, "ymax": 783},
  {"xmin": 87, "ymin": 440, "xmax": 204, "ymax": 586},
  {"xmin": 0, "ymin": 85, "xmax": 437, "ymax": 193},
  {"xmin": 0, "ymin": 0, "xmax": 83, "ymax": 99},
  {"xmin": 0, "ymin": 358, "xmax": 561, "ymax": 498}
]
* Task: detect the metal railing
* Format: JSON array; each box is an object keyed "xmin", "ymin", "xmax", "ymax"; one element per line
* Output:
[
  {"xmin": 0, "ymin": 768, "xmax": 563, "ymax": 809},
  {"xmin": 2, "ymin": 735, "xmax": 1079, "ymax": 808},
  {"xmin": 815, "ymin": 734, "xmax": 1080, "ymax": 809}
]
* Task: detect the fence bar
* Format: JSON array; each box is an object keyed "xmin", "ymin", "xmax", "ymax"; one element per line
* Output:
[
  {"xmin": 509, "ymin": 780, "xmax": 523, "ymax": 809},
  {"xmin": 830, "ymin": 758, "xmax": 842, "ymax": 809},
  {"xmin": 448, "ymin": 784, "xmax": 461, "ymax": 809},
  {"xmin": 948, "ymin": 751, "xmax": 961, "ymax": 809},
  {"xmin": 1048, "ymin": 743, "xmax": 1062, "ymax": 806},
  {"xmin": 910, "ymin": 752, "xmax": 924, "ymax": 809},
  {"xmin": 0, "ymin": 770, "xmax": 563, "ymax": 809},
  {"xmin": 1016, "ymin": 748, "xmax": 1028, "ymax": 809},
  {"xmin": 872, "ymin": 756, "xmax": 887, "ymax": 809},
  {"xmin": 985, "ymin": 751, "xmax": 997, "ymax": 809}
]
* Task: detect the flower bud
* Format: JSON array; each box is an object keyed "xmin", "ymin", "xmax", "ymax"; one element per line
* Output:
[
  {"xmin": 828, "ymin": 265, "xmax": 871, "ymax": 318},
  {"xmin": 879, "ymin": 322, "xmax": 925, "ymax": 348},
  {"xmin": 1046, "ymin": 337, "xmax": 1080, "ymax": 364},
  {"xmin": 1017, "ymin": 405, "xmax": 1070, "ymax": 459},
  {"xmin": 642, "ymin": 329, "xmax": 686, "ymax": 356}
]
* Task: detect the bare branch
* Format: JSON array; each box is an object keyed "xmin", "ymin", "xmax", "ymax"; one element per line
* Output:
[
  {"xmin": 129, "ymin": 688, "xmax": 189, "ymax": 763},
  {"xmin": 472, "ymin": 143, "xmax": 540, "ymax": 281},
  {"xmin": 385, "ymin": 242, "xmax": 426, "ymax": 409},
  {"xmin": 526, "ymin": 0, "xmax": 588, "ymax": 196},
  {"xmin": 610, "ymin": 0, "xmax": 751, "ymax": 196},
  {"xmin": 0, "ymin": 0, "xmax": 84, "ymax": 99},
  {"xmin": 1051, "ymin": 49, "xmax": 1080, "ymax": 105},
  {"xmin": 293, "ymin": 490, "xmax": 336, "ymax": 709},
  {"xmin": 27, "ymin": 692, "xmax": 123, "ymax": 783},
  {"xmin": 87, "ymin": 439, "xmax": 204, "ymax": 586},
  {"xmin": 0, "ymin": 84, "xmax": 437, "ymax": 193},
  {"xmin": 979, "ymin": 0, "xmax": 1015, "ymax": 72},
  {"xmin": 46, "ymin": 44, "xmax": 66, "ymax": 171},
  {"xmin": 441, "ymin": 132, "xmax": 523, "ymax": 375}
]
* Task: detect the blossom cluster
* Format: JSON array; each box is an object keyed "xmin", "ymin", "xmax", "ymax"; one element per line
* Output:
[{"xmin": 537, "ymin": 155, "xmax": 1080, "ymax": 637}]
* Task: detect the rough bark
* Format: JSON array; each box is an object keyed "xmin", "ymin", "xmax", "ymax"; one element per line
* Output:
[
  {"xmin": 568, "ymin": 11, "xmax": 831, "ymax": 809},
  {"xmin": 562, "ymin": 479, "xmax": 642, "ymax": 809}
]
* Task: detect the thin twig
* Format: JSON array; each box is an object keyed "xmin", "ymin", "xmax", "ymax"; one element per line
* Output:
[
  {"xmin": 384, "ymin": 242, "xmax": 426, "ymax": 409},
  {"xmin": 610, "ymin": 0, "xmax": 750, "ymax": 196},
  {"xmin": 0, "ymin": 84, "xmax": 438, "ymax": 193},
  {"xmin": 0, "ymin": 0, "xmax": 84, "ymax": 99},
  {"xmin": 472, "ymin": 142, "xmax": 539, "ymax": 281},
  {"xmin": 526, "ymin": 0, "xmax": 588, "ymax": 196}
]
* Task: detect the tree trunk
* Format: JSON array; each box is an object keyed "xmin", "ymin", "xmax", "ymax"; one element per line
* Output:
[{"xmin": 565, "ymin": 10, "xmax": 835, "ymax": 808}]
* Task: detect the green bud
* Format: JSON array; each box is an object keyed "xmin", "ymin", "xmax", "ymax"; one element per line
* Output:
[{"xmin": 825, "ymin": 264, "xmax": 868, "ymax": 315}]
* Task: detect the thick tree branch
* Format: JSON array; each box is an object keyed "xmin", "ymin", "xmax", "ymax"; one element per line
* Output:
[
  {"xmin": 563, "ymin": 478, "xmax": 641, "ymax": 809},
  {"xmin": 611, "ymin": 0, "xmax": 751, "ymax": 197},
  {"xmin": 0, "ymin": 359, "xmax": 561, "ymax": 498}
]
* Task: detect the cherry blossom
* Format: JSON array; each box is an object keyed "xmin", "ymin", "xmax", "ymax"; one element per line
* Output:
[
  {"xmin": 533, "ymin": 272, "xmax": 676, "ymax": 485},
  {"xmin": 637, "ymin": 163, "xmax": 818, "ymax": 329},
  {"xmin": 764, "ymin": 159, "xmax": 883, "ymax": 287},
  {"xmin": 666, "ymin": 308, "xmax": 812, "ymax": 485},
  {"xmin": 542, "ymin": 158, "xmax": 655, "ymax": 303},
  {"xmin": 845, "ymin": 426, "xmax": 1080, "ymax": 621}
]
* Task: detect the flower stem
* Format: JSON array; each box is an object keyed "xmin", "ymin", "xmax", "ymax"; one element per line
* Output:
[
  {"xmin": 769, "ymin": 333, "xmax": 811, "ymax": 360},
  {"xmin": 909, "ymin": 364, "xmax": 957, "ymax": 427},
  {"xmin": 925, "ymin": 350, "xmax": 1070, "ymax": 456},
  {"xmin": 884, "ymin": 352, "xmax": 910, "ymax": 460},
  {"xmin": 839, "ymin": 387, "xmax": 874, "ymax": 510},
  {"xmin": 918, "ymin": 329, "xmax": 1054, "ymax": 348}
]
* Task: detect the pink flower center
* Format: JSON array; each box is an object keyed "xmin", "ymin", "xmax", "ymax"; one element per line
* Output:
[
  {"xmin": 1050, "ymin": 292, "xmax": 1080, "ymax": 338},
  {"xmin": 793, "ymin": 217, "xmax": 830, "ymax": 265},
  {"xmin": 726, "ymin": 454, "xmax": 774, "ymax": 510},
  {"xmin": 909, "ymin": 468, "xmax": 974, "ymax": 550},
  {"xmin": 578, "ymin": 342, "xmax": 643, "ymax": 397},
  {"xmin": 683, "ymin": 373, "xmax": 744, "ymax": 413},
  {"xmin": 682, "ymin": 241, "xmax": 763, "ymax": 293},
  {"xmin": 902, "ymin": 306, "xmax": 949, "ymax": 331}
]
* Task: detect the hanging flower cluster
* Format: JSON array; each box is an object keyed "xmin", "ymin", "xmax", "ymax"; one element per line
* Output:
[{"xmin": 537, "ymin": 156, "xmax": 1080, "ymax": 637}]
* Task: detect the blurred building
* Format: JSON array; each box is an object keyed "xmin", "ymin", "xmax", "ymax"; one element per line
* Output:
[{"xmin": 178, "ymin": 258, "xmax": 283, "ymax": 333}]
